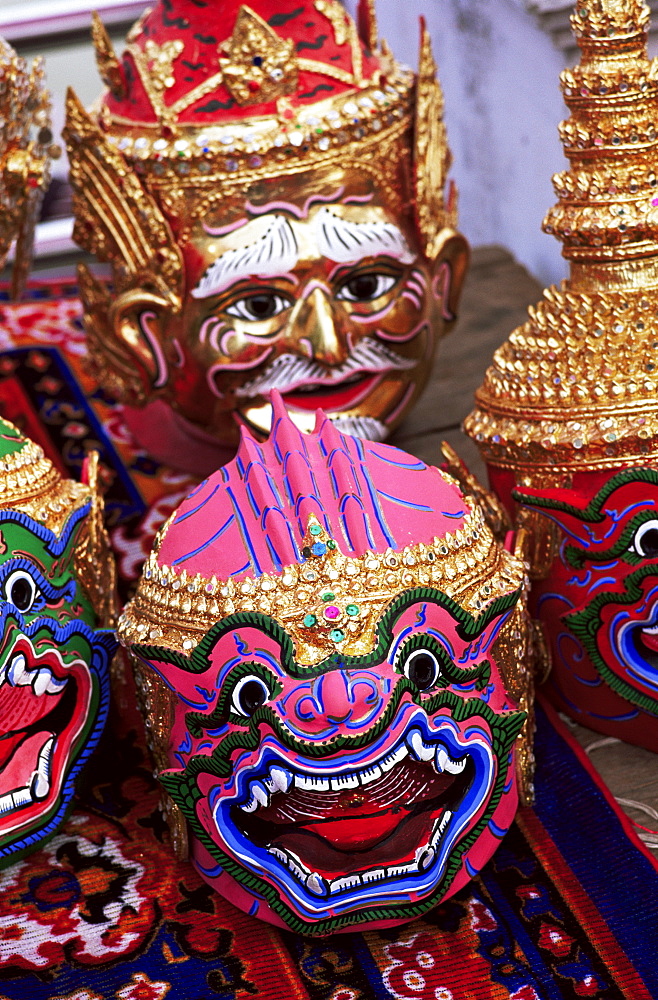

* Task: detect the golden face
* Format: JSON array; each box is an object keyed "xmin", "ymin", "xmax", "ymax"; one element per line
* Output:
[{"xmin": 117, "ymin": 167, "xmax": 467, "ymax": 450}]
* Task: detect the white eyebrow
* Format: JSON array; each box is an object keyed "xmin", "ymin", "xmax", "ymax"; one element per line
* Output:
[
  {"xmin": 191, "ymin": 215, "xmax": 299, "ymax": 299},
  {"xmin": 313, "ymin": 207, "xmax": 415, "ymax": 265}
]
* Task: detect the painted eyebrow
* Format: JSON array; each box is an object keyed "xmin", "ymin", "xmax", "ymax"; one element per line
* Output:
[
  {"xmin": 313, "ymin": 207, "xmax": 416, "ymax": 265},
  {"xmin": 191, "ymin": 215, "xmax": 300, "ymax": 299}
]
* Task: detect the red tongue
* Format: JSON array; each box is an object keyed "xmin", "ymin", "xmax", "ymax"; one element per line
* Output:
[
  {"xmin": 301, "ymin": 807, "xmax": 407, "ymax": 849},
  {"xmin": 642, "ymin": 630, "xmax": 658, "ymax": 653},
  {"xmin": 0, "ymin": 683, "xmax": 59, "ymax": 735},
  {"xmin": 0, "ymin": 730, "xmax": 53, "ymax": 791},
  {"xmin": 0, "ymin": 731, "xmax": 27, "ymax": 771}
]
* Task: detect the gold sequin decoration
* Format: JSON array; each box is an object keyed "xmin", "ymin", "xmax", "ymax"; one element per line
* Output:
[{"xmin": 465, "ymin": 0, "xmax": 658, "ymax": 477}]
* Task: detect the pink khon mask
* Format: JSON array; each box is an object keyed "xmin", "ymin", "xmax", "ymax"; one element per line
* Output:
[{"xmin": 119, "ymin": 398, "xmax": 531, "ymax": 935}]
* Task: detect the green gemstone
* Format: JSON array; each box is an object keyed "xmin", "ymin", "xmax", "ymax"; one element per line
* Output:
[
  {"xmin": 346, "ymin": 604, "xmax": 360, "ymax": 617},
  {"xmin": 303, "ymin": 614, "xmax": 317, "ymax": 628},
  {"xmin": 310, "ymin": 524, "xmax": 323, "ymax": 536},
  {"xmin": 322, "ymin": 592, "xmax": 336, "ymax": 602},
  {"xmin": 330, "ymin": 629, "xmax": 345, "ymax": 643},
  {"xmin": 327, "ymin": 540, "xmax": 337, "ymax": 550}
]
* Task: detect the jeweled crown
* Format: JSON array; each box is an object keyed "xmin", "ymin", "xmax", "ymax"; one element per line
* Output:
[
  {"xmin": 118, "ymin": 403, "xmax": 526, "ymax": 665},
  {"xmin": 118, "ymin": 501, "xmax": 525, "ymax": 665},
  {"xmin": 0, "ymin": 419, "xmax": 88, "ymax": 531},
  {"xmin": 64, "ymin": 0, "xmax": 457, "ymax": 296},
  {"xmin": 464, "ymin": 0, "xmax": 658, "ymax": 476}
]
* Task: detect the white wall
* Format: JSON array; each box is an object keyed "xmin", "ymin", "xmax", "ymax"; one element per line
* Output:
[{"xmin": 345, "ymin": 0, "xmax": 569, "ymax": 287}]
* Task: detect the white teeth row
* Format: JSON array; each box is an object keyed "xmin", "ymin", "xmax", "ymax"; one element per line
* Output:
[
  {"xmin": 266, "ymin": 809, "xmax": 455, "ymax": 896},
  {"xmin": 0, "ymin": 736, "xmax": 53, "ymax": 816},
  {"xmin": 240, "ymin": 736, "xmax": 468, "ymax": 813},
  {"xmin": 0, "ymin": 653, "xmax": 67, "ymax": 697}
]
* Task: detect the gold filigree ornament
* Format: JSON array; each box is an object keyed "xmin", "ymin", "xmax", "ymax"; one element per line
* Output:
[
  {"xmin": 0, "ymin": 37, "xmax": 57, "ymax": 298},
  {"xmin": 219, "ymin": 8, "xmax": 298, "ymax": 107},
  {"xmin": 64, "ymin": 1, "xmax": 458, "ymax": 406},
  {"xmin": 464, "ymin": 0, "xmax": 658, "ymax": 497},
  {"xmin": 414, "ymin": 19, "xmax": 457, "ymax": 259}
]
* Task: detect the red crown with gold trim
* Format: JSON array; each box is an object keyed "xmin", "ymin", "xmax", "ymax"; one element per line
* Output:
[{"xmin": 64, "ymin": 0, "xmax": 457, "ymax": 298}]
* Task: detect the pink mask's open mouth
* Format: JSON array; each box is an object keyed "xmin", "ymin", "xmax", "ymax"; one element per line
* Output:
[{"xmin": 232, "ymin": 746, "xmax": 475, "ymax": 883}]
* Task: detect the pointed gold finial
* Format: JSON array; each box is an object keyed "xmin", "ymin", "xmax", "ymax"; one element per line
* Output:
[
  {"xmin": 91, "ymin": 11, "xmax": 126, "ymax": 100},
  {"xmin": 544, "ymin": 0, "xmax": 658, "ymax": 286},
  {"xmin": 413, "ymin": 18, "xmax": 453, "ymax": 258},
  {"xmin": 571, "ymin": 0, "xmax": 649, "ymax": 42},
  {"xmin": 464, "ymin": 0, "xmax": 658, "ymax": 477}
]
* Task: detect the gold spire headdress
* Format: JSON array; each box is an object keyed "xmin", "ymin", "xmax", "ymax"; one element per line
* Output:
[
  {"xmin": 465, "ymin": 0, "xmax": 658, "ymax": 477},
  {"xmin": 0, "ymin": 37, "xmax": 55, "ymax": 298}
]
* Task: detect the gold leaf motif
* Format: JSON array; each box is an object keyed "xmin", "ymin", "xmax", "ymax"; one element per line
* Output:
[
  {"xmin": 91, "ymin": 12, "xmax": 126, "ymax": 100},
  {"xmin": 571, "ymin": 0, "xmax": 649, "ymax": 37},
  {"xmin": 219, "ymin": 6, "xmax": 298, "ymax": 107},
  {"xmin": 144, "ymin": 39, "xmax": 184, "ymax": 93},
  {"xmin": 413, "ymin": 24, "xmax": 451, "ymax": 259},
  {"xmin": 63, "ymin": 89, "xmax": 183, "ymax": 298}
]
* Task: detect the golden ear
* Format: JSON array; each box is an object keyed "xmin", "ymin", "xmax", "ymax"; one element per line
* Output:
[
  {"xmin": 108, "ymin": 287, "xmax": 174, "ymax": 394},
  {"xmin": 79, "ymin": 264, "xmax": 175, "ymax": 405},
  {"xmin": 430, "ymin": 228, "xmax": 470, "ymax": 326}
]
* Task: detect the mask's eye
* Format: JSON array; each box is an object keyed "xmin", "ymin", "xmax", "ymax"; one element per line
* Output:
[
  {"xmin": 632, "ymin": 520, "xmax": 658, "ymax": 559},
  {"xmin": 225, "ymin": 292, "xmax": 292, "ymax": 322},
  {"xmin": 403, "ymin": 648, "xmax": 441, "ymax": 692},
  {"xmin": 4, "ymin": 570, "xmax": 38, "ymax": 613},
  {"xmin": 337, "ymin": 273, "xmax": 396, "ymax": 303},
  {"xmin": 232, "ymin": 675, "xmax": 271, "ymax": 718}
]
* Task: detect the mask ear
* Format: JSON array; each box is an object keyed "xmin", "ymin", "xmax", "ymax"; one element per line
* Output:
[
  {"xmin": 109, "ymin": 288, "xmax": 173, "ymax": 392},
  {"xmin": 430, "ymin": 229, "xmax": 470, "ymax": 326},
  {"xmin": 79, "ymin": 263, "xmax": 175, "ymax": 405}
]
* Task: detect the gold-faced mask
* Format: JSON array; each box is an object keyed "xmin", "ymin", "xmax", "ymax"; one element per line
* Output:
[{"xmin": 65, "ymin": 1, "xmax": 468, "ymax": 472}]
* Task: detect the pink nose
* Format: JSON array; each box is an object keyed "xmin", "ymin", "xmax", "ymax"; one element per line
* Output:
[{"xmin": 283, "ymin": 669, "xmax": 388, "ymax": 739}]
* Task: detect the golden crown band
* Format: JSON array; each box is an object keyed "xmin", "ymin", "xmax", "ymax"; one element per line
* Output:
[
  {"xmin": 0, "ymin": 436, "xmax": 89, "ymax": 533},
  {"xmin": 96, "ymin": 70, "xmax": 413, "ymax": 185},
  {"xmin": 118, "ymin": 502, "xmax": 526, "ymax": 666}
]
